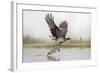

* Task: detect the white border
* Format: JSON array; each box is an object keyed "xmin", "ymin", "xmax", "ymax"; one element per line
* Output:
[{"xmin": 11, "ymin": 1, "xmax": 97, "ymax": 72}]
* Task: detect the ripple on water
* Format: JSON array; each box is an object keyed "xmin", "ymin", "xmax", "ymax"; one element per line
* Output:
[{"xmin": 23, "ymin": 48, "xmax": 91, "ymax": 62}]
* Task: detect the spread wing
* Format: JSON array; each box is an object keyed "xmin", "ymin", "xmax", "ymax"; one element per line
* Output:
[
  {"xmin": 45, "ymin": 14, "xmax": 61, "ymax": 39},
  {"xmin": 59, "ymin": 21, "xmax": 68, "ymax": 38}
]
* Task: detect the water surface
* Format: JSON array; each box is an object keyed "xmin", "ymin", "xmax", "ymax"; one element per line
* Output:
[{"xmin": 23, "ymin": 48, "xmax": 91, "ymax": 62}]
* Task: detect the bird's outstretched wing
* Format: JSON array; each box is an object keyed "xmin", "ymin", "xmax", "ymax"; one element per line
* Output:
[
  {"xmin": 59, "ymin": 21, "xmax": 68, "ymax": 38},
  {"xmin": 45, "ymin": 14, "xmax": 60, "ymax": 39}
]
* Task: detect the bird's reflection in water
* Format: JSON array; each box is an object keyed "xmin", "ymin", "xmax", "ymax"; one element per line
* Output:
[{"xmin": 47, "ymin": 55, "xmax": 60, "ymax": 61}]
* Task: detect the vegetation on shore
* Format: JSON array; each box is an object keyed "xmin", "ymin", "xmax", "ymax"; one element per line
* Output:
[
  {"xmin": 23, "ymin": 40, "xmax": 91, "ymax": 48},
  {"xmin": 23, "ymin": 36, "xmax": 91, "ymax": 48}
]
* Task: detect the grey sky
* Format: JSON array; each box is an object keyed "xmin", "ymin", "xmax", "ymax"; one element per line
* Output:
[{"xmin": 23, "ymin": 10, "xmax": 91, "ymax": 40}]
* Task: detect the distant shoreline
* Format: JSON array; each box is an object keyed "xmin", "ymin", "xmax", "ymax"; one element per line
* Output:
[{"xmin": 23, "ymin": 42, "xmax": 91, "ymax": 48}]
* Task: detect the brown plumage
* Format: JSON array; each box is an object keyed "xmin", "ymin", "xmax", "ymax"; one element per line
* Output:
[
  {"xmin": 45, "ymin": 14, "xmax": 70, "ymax": 56},
  {"xmin": 45, "ymin": 14, "xmax": 68, "ymax": 43}
]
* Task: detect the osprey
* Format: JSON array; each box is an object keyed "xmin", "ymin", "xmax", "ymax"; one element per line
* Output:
[{"xmin": 45, "ymin": 14, "xmax": 70, "ymax": 56}]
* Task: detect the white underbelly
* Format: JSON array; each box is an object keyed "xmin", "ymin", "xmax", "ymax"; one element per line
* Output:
[{"xmin": 57, "ymin": 38, "xmax": 64, "ymax": 43}]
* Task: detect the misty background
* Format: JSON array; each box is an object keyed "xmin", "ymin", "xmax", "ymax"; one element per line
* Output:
[{"xmin": 23, "ymin": 10, "xmax": 91, "ymax": 41}]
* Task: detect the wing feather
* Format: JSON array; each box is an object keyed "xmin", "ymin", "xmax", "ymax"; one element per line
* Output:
[
  {"xmin": 59, "ymin": 21, "xmax": 68, "ymax": 38},
  {"xmin": 45, "ymin": 14, "xmax": 60, "ymax": 38}
]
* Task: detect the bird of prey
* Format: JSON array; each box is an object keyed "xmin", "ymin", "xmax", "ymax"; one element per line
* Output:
[{"xmin": 45, "ymin": 14, "xmax": 70, "ymax": 56}]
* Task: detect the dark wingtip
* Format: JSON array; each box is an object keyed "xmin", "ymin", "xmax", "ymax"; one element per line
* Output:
[{"xmin": 45, "ymin": 13, "xmax": 54, "ymax": 21}]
